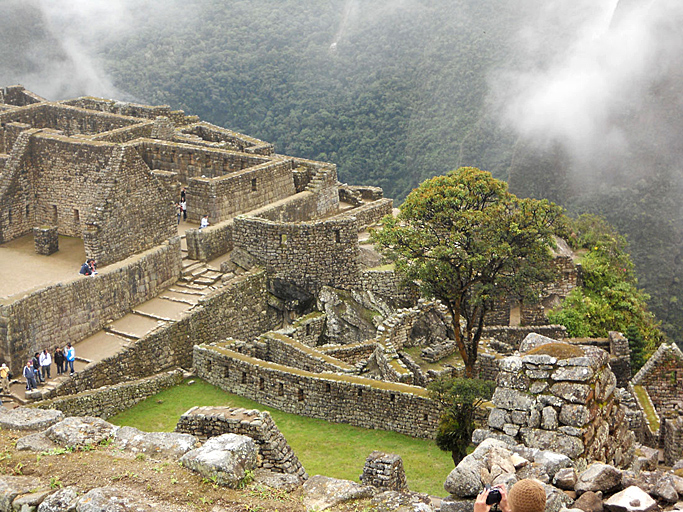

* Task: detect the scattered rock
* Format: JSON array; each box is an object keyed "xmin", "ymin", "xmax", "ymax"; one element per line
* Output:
[
  {"xmin": 0, "ymin": 476, "xmax": 43, "ymax": 512},
  {"xmin": 554, "ymin": 468, "xmax": 577, "ymax": 491},
  {"xmin": 371, "ymin": 490, "xmax": 433, "ymax": 512},
  {"xmin": 574, "ymin": 491, "xmax": 603, "ymax": 512},
  {"xmin": 16, "ymin": 431, "xmax": 60, "ymax": 452},
  {"xmin": 0, "ymin": 407, "xmax": 64, "ymax": 431},
  {"xmin": 302, "ymin": 475, "xmax": 375, "ymax": 511},
  {"xmin": 38, "ymin": 486, "xmax": 79, "ymax": 512},
  {"xmin": 75, "ymin": 486, "xmax": 138, "ymax": 512},
  {"xmin": 180, "ymin": 433, "xmax": 257, "ymax": 488},
  {"xmin": 545, "ymin": 483, "xmax": 576, "ymax": 512},
  {"xmin": 252, "ymin": 469, "xmax": 301, "ymax": 492},
  {"xmin": 13, "ymin": 489, "xmax": 52, "ymax": 510},
  {"xmin": 603, "ymin": 486, "xmax": 658, "ymax": 512},
  {"xmin": 439, "ymin": 496, "xmax": 474, "ymax": 512},
  {"xmin": 113, "ymin": 426, "xmax": 199, "ymax": 459},
  {"xmin": 534, "ymin": 451, "xmax": 573, "ymax": 479},
  {"xmin": 46, "ymin": 417, "xmax": 118, "ymax": 448},
  {"xmin": 576, "ymin": 464, "xmax": 622, "ymax": 494}
]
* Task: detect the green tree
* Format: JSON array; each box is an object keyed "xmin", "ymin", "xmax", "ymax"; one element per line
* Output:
[
  {"xmin": 428, "ymin": 377, "xmax": 495, "ymax": 466},
  {"xmin": 372, "ymin": 167, "xmax": 564, "ymax": 377},
  {"xmin": 548, "ymin": 214, "xmax": 664, "ymax": 366}
]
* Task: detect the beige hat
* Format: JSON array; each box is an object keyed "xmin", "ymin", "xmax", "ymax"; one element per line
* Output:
[{"xmin": 508, "ymin": 479, "xmax": 546, "ymax": 512}]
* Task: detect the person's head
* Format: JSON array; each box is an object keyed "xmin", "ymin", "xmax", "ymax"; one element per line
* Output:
[
  {"xmin": 27, "ymin": 360, "xmax": 32, "ymax": 366},
  {"xmin": 43, "ymin": 349, "xmax": 47, "ymax": 353},
  {"xmin": 1, "ymin": 363, "xmax": 7, "ymax": 368},
  {"xmin": 67, "ymin": 343, "xmax": 72, "ymax": 348},
  {"xmin": 34, "ymin": 352, "xmax": 39, "ymax": 358},
  {"xmin": 508, "ymin": 479, "xmax": 546, "ymax": 512}
]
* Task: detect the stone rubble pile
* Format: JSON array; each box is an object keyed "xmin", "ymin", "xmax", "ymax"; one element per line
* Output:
[{"xmin": 441, "ymin": 438, "xmax": 683, "ymax": 512}]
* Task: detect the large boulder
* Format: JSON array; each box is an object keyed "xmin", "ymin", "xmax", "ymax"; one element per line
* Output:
[
  {"xmin": 576, "ymin": 464, "xmax": 622, "ymax": 494},
  {"xmin": 545, "ymin": 483, "xmax": 576, "ymax": 512},
  {"xmin": 46, "ymin": 417, "xmax": 118, "ymax": 447},
  {"xmin": 113, "ymin": 426, "xmax": 199, "ymax": 459},
  {"xmin": 371, "ymin": 490, "xmax": 434, "ymax": 512},
  {"xmin": 16, "ymin": 431, "xmax": 59, "ymax": 452},
  {"xmin": 603, "ymin": 486, "xmax": 658, "ymax": 512},
  {"xmin": 180, "ymin": 433, "xmax": 257, "ymax": 488},
  {"xmin": 0, "ymin": 407, "xmax": 63, "ymax": 431},
  {"xmin": 303, "ymin": 475, "xmax": 376, "ymax": 511},
  {"xmin": 444, "ymin": 439, "xmax": 511, "ymax": 497},
  {"xmin": 574, "ymin": 491, "xmax": 604, "ymax": 512}
]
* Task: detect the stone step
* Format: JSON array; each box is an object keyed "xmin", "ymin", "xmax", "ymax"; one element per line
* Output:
[
  {"xmin": 203, "ymin": 270, "xmax": 223, "ymax": 280},
  {"xmin": 160, "ymin": 290, "xmax": 202, "ymax": 305},
  {"xmin": 190, "ymin": 267, "xmax": 209, "ymax": 278},
  {"xmin": 168, "ymin": 286, "xmax": 204, "ymax": 296},
  {"xmin": 193, "ymin": 276, "xmax": 217, "ymax": 286}
]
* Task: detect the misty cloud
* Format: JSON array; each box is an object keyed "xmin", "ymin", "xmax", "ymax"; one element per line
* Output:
[{"xmin": 491, "ymin": 0, "xmax": 683, "ymax": 171}]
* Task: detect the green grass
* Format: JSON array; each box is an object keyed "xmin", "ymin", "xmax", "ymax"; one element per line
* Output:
[
  {"xmin": 632, "ymin": 385, "xmax": 660, "ymax": 432},
  {"xmin": 109, "ymin": 379, "xmax": 453, "ymax": 495}
]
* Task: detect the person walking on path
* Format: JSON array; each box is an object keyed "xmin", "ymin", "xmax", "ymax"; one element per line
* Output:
[
  {"xmin": 0, "ymin": 363, "xmax": 10, "ymax": 395},
  {"xmin": 23, "ymin": 360, "xmax": 37, "ymax": 391},
  {"xmin": 180, "ymin": 199, "xmax": 187, "ymax": 221},
  {"xmin": 65, "ymin": 343, "xmax": 76, "ymax": 375},
  {"xmin": 176, "ymin": 203, "xmax": 182, "ymax": 225},
  {"xmin": 54, "ymin": 347, "xmax": 65, "ymax": 375},
  {"xmin": 39, "ymin": 348, "xmax": 52, "ymax": 380}
]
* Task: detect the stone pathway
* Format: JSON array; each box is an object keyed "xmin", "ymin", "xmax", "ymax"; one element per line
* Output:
[{"xmin": 3, "ymin": 233, "xmax": 241, "ymax": 407}]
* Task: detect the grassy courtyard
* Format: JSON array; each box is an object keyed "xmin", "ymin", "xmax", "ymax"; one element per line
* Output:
[{"xmin": 109, "ymin": 379, "xmax": 453, "ymax": 496}]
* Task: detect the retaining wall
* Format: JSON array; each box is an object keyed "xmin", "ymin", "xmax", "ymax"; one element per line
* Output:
[
  {"xmin": 0, "ymin": 239, "xmax": 181, "ymax": 375},
  {"xmin": 32, "ymin": 370, "xmax": 184, "ymax": 419},
  {"xmin": 194, "ymin": 343, "xmax": 442, "ymax": 439}
]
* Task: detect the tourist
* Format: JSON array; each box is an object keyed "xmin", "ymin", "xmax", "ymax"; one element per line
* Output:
[
  {"xmin": 39, "ymin": 348, "xmax": 52, "ymax": 380},
  {"xmin": 180, "ymin": 187, "xmax": 186, "ymax": 202},
  {"xmin": 176, "ymin": 202, "xmax": 182, "ymax": 225},
  {"xmin": 23, "ymin": 360, "xmax": 37, "ymax": 391},
  {"xmin": 180, "ymin": 199, "xmax": 187, "ymax": 221},
  {"xmin": 65, "ymin": 343, "xmax": 76, "ymax": 375},
  {"xmin": 200, "ymin": 215, "xmax": 209, "ymax": 229},
  {"xmin": 54, "ymin": 347, "xmax": 65, "ymax": 375},
  {"xmin": 474, "ymin": 480, "xmax": 546, "ymax": 512},
  {"xmin": 32, "ymin": 352, "xmax": 43, "ymax": 383},
  {"xmin": 79, "ymin": 259, "xmax": 96, "ymax": 276},
  {"xmin": 0, "ymin": 363, "xmax": 10, "ymax": 395}
]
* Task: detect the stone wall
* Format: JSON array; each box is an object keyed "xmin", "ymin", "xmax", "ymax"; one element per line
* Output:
[
  {"xmin": 339, "ymin": 198, "xmax": 393, "ymax": 231},
  {"xmin": 185, "ymin": 220, "xmax": 233, "ymax": 262},
  {"xmin": 194, "ymin": 343, "xmax": 443, "ymax": 439},
  {"xmin": 360, "ymin": 452, "xmax": 408, "ymax": 492},
  {"xmin": 479, "ymin": 338, "xmax": 634, "ymax": 468},
  {"xmin": 42, "ymin": 270, "xmax": 279, "ymax": 398},
  {"xmin": 175, "ymin": 406, "xmax": 306, "ymax": 478},
  {"xmin": 2, "ymin": 85, "xmax": 45, "ymax": 106},
  {"xmin": 662, "ymin": 415, "xmax": 683, "ymax": 466},
  {"xmin": 289, "ymin": 313, "xmax": 327, "ymax": 347},
  {"xmin": 61, "ymin": 97, "xmax": 174, "ymax": 120},
  {"xmin": 179, "ymin": 122, "xmax": 274, "ymax": 155},
  {"xmin": 359, "ymin": 269, "xmax": 420, "ymax": 309},
  {"xmin": 0, "ymin": 239, "xmax": 181, "ymax": 375},
  {"xmin": 319, "ymin": 342, "xmax": 378, "ymax": 364},
  {"xmin": 233, "ymin": 215, "xmax": 360, "ymax": 294},
  {"xmin": 631, "ymin": 343, "xmax": 683, "ymax": 413},
  {"xmin": 188, "ymin": 159, "xmax": 296, "ymax": 223},
  {"xmin": 0, "ymin": 102, "xmax": 140, "ymax": 136},
  {"xmin": 481, "ymin": 326, "xmax": 567, "ymax": 350},
  {"xmin": 32, "ymin": 370, "xmax": 184, "ymax": 419}
]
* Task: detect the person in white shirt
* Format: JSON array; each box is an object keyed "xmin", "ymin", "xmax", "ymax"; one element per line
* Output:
[
  {"xmin": 39, "ymin": 348, "xmax": 52, "ymax": 380},
  {"xmin": 200, "ymin": 215, "xmax": 209, "ymax": 229}
]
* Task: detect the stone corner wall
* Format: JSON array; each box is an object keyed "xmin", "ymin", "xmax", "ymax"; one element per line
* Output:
[
  {"xmin": 663, "ymin": 415, "xmax": 683, "ymax": 466},
  {"xmin": 482, "ymin": 343, "xmax": 634, "ymax": 467},
  {"xmin": 175, "ymin": 405, "xmax": 307, "ymax": 479}
]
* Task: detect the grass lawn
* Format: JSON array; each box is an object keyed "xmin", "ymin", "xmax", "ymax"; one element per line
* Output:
[{"xmin": 109, "ymin": 379, "xmax": 453, "ymax": 496}]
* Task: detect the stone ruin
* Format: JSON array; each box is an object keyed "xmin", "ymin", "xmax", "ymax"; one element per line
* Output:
[
  {"xmin": 360, "ymin": 451, "xmax": 408, "ymax": 492},
  {"xmin": 474, "ymin": 333, "xmax": 635, "ymax": 469}
]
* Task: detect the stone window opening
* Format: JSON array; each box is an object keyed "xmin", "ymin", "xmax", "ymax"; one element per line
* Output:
[
  {"xmin": 223, "ymin": 366, "xmax": 229, "ymax": 378},
  {"xmin": 325, "ymin": 383, "xmax": 331, "ymax": 393},
  {"xmin": 298, "ymin": 389, "xmax": 304, "ymax": 401},
  {"xmin": 52, "ymin": 205, "xmax": 58, "ymax": 224},
  {"xmin": 26, "ymin": 204, "xmax": 30, "ymax": 218},
  {"xmin": 206, "ymin": 361, "xmax": 212, "ymax": 373},
  {"xmin": 306, "ymin": 324, "xmax": 311, "ymax": 336},
  {"xmin": 74, "ymin": 209, "xmax": 80, "ymax": 224},
  {"xmin": 423, "ymin": 413, "xmax": 428, "ymax": 421},
  {"xmin": 251, "ymin": 178, "xmax": 257, "ymax": 191},
  {"xmin": 280, "ymin": 233, "xmax": 287, "ymax": 246},
  {"xmin": 390, "ymin": 394, "xmax": 395, "ymax": 402},
  {"xmin": 278, "ymin": 382, "xmax": 284, "ymax": 396},
  {"xmin": 358, "ymin": 389, "xmax": 363, "ymax": 397},
  {"xmin": 259, "ymin": 377, "xmax": 265, "ymax": 391},
  {"xmin": 241, "ymin": 372, "xmax": 247, "ymax": 384},
  {"xmin": 335, "ymin": 229, "xmax": 341, "ymax": 243}
]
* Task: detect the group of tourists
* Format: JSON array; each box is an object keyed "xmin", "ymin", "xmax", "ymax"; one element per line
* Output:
[
  {"xmin": 79, "ymin": 258, "xmax": 98, "ymax": 276},
  {"xmin": 22, "ymin": 343, "xmax": 76, "ymax": 391},
  {"xmin": 175, "ymin": 187, "xmax": 210, "ymax": 229}
]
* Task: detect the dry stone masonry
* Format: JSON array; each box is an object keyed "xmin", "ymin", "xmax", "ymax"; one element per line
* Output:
[{"xmin": 475, "ymin": 333, "xmax": 635, "ymax": 468}]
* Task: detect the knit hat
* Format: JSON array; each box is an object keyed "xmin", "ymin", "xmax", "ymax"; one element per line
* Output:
[{"xmin": 508, "ymin": 479, "xmax": 546, "ymax": 512}]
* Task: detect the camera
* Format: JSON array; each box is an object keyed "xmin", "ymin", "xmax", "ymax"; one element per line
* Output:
[{"xmin": 485, "ymin": 485, "xmax": 502, "ymax": 505}]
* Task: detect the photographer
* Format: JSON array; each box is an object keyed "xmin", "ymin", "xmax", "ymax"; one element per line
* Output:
[{"xmin": 474, "ymin": 480, "xmax": 546, "ymax": 512}]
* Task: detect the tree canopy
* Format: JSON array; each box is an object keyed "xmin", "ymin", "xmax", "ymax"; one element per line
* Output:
[{"xmin": 372, "ymin": 167, "xmax": 564, "ymax": 377}]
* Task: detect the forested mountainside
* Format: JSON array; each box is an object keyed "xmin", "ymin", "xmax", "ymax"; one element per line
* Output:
[{"xmin": 3, "ymin": 0, "xmax": 683, "ymax": 341}]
